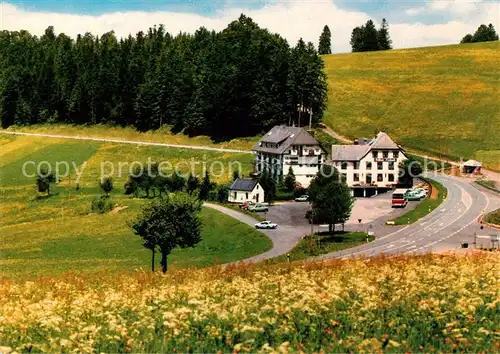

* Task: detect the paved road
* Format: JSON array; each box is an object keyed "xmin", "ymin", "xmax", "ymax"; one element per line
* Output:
[
  {"xmin": 320, "ymin": 173, "xmax": 500, "ymax": 260},
  {"xmin": 0, "ymin": 130, "xmax": 253, "ymax": 155}
]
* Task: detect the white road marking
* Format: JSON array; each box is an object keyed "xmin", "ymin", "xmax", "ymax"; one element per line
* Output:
[{"xmin": 410, "ymin": 185, "xmax": 491, "ymax": 253}]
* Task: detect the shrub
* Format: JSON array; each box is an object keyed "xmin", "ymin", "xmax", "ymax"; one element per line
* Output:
[{"xmin": 91, "ymin": 196, "xmax": 114, "ymax": 214}]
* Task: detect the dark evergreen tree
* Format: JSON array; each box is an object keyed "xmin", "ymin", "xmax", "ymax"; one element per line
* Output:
[
  {"xmin": 350, "ymin": 26, "xmax": 364, "ymax": 52},
  {"xmin": 377, "ymin": 18, "xmax": 393, "ymax": 50},
  {"xmin": 0, "ymin": 16, "xmax": 328, "ymax": 140},
  {"xmin": 460, "ymin": 34, "xmax": 474, "ymax": 43},
  {"xmin": 186, "ymin": 174, "xmax": 201, "ymax": 195},
  {"xmin": 362, "ymin": 20, "xmax": 379, "ymax": 52},
  {"xmin": 472, "ymin": 24, "xmax": 499, "ymax": 42},
  {"xmin": 199, "ymin": 171, "xmax": 214, "ymax": 201},
  {"xmin": 283, "ymin": 167, "xmax": 297, "ymax": 192},
  {"xmin": 318, "ymin": 25, "xmax": 332, "ymax": 55}
]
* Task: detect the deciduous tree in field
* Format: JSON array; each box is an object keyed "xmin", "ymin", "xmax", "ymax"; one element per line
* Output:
[
  {"xmin": 308, "ymin": 165, "xmax": 354, "ymax": 233},
  {"xmin": 36, "ymin": 167, "xmax": 56, "ymax": 195},
  {"xmin": 131, "ymin": 192, "xmax": 203, "ymax": 273},
  {"xmin": 100, "ymin": 177, "xmax": 113, "ymax": 197}
]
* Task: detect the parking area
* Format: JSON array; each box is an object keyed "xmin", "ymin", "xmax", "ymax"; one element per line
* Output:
[{"xmin": 266, "ymin": 191, "xmax": 422, "ymax": 227}]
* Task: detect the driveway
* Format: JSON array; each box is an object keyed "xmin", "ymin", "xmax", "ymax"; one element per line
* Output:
[{"xmin": 204, "ymin": 203, "xmax": 308, "ymax": 262}]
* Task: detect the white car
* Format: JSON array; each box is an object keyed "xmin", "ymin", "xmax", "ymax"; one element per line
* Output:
[
  {"xmin": 295, "ymin": 195, "xmax": 309, "ymax": 202},
  {"xmin": 254, "ymin": 221, "xmax": 278, "ymax": 229}
]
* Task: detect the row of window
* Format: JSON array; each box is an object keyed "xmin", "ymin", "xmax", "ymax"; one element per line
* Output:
[
  {"xmin": 351, "ymin": 173, "xmax": 395, "ymax": 182},
  {"xmin": 372, "ymin": 151, "xmax": 399, "ymax": 159},
  {"xmin": 341, "ymin": 161, "xmax": 396, "ymax": 170}
]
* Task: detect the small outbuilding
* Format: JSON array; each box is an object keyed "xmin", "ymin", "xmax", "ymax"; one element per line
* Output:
[
  {"xmin": 228, "ymin": 178, "xmax": 265, "ymax": 204},
  {"xmin": 462, "ymin": 159, "xmax": 482, "ymax": 174}
]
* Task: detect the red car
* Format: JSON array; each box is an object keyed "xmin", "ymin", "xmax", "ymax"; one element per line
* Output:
[{"xmin": 239, "ymin": 201, "xmax": 254, "ymax": 210}]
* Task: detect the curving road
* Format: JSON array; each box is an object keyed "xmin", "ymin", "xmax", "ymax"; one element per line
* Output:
[
  {"xmin": 207, "ymin": 173, "xmax": 500, "ymax": 264},
  {"xmin": 321, "ymin": 173, "xmax": 500, "ymax": 260}
]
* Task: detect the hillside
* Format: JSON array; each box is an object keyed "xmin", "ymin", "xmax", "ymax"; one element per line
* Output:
[
  {"xmin": 1, "ymin": 253, "xmax": 499, "ymax": 352},
  {"xmin": 322, "ymin": 42, "xmax": 500, "ymax": 171},
  {"xmin": 0, "ymin": 134, "xmax": 269, "ymax": 278}
]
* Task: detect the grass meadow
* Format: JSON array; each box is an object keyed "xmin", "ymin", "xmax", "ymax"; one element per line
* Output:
[
  {"xmin": 323, "ymin": 42, "xmax": 500, "ymax": 171},
  {"xmin": 0, "ymin": 135, "xmax": 269, "ymax": 279},
  {"xmin": 1, "ymin": 253, "xmax": 498, "ymax": 352}
]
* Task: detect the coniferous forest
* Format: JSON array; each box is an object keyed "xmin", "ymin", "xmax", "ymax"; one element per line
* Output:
[{"xmin": 0, "ymin": 15, "xmax": 328, "ymax": 140}]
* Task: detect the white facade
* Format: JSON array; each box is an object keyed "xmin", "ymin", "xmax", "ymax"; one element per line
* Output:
[
  {"xmin": 253, "ymin": 126, "xmax": 327, "ymax": 188},
  {"xmin": 228, "ymin": 183, "xmax": 265, "ymax": 203},
  {"xmin": 256, "ymin": 145, "xmax": 324, "ymax": 187},
  {"xmin": 329, "ymin": 132, "xmax": 407, "ymax": 195},
  {"xmin": 331, "ymin": 149, "xmax": 407, "ymax": 188}
]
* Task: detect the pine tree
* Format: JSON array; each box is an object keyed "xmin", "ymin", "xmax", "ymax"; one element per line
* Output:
[
  {"xmin": 362, "ymin": 20, "xmax": 379, "ymax": 51},
  {"xmin": 350, "ymin": 26, "xmax": 364, "ymax": 52},
  {"xmin": 377, "ymin": 18, "xmax": 393, "ymax": 50},
  {"xmin": 199, "ymin": 171, "xmax": 214, "ymax": 201},
  {"xmin": 318, "ymin": 25, "xmax": 332, "ymax": 55},
  {"xmin": 283, "ymin": 167, "xmax": 297, "ymax": 192},
  {"xmin": 460, "ymin": 34, "xmax": 474, "ymax": 44}
]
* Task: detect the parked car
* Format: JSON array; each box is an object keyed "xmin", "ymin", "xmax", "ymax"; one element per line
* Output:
[
  {"xmin": 412, "ymin": 188, "xmax": 428, "ymax": 198},
  {"xmin": 254, "ymin": 220, "xmax": 278, "ymax": 229},
  {"xmin": 239, "ymin": 201, "xmax": 254, "ymax": 210},
  {"xmin": 248, "ymin": 203, "xmax": 269, "ymax": 212},
  {"xmin": 405, "ymin": 190, "xmax": 422, "ymax": 201},
  {"xmin": 295, "ymin": 195, "xmax": 309, "ymax": 202}
]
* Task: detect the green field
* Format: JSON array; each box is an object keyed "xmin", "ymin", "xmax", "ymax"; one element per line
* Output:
[
  {"xmin": 323, "ymin": 42, "xmax": 500, "ymax": 171},
  {"xmin": 0, "ymin": 135, "xmax": 270, "ymax": 279}
]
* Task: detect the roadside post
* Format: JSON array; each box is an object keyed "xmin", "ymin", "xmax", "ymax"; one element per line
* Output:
[
  {"xmin": 491, "ymin": 234, "xmax": 498, "ymax": 250},
  {"xmin": 287, "ymin": 253, "xmax": 290, "ymax": 263},
  {"xmin": 367, "ymin": 224, "xmax": 373, "ymax": 243}
]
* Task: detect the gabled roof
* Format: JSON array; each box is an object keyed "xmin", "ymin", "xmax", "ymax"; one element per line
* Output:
[
  {"xmin": 330, "ymin": 132, "xmax": 404, "ymax": 161},
  {"xmin": 369, "ymin": 132, "xmax": 399, "ymax": 149},
  {"xmin": 331, "ymin": 145, "xmax": 370, "ymax": 161},
  {"xmin": 253, "ymin": 125, "xmax": 322, "ymax": 154},
  {"xmin": 229, "ymin": 178, "xmax": 259, "ymax": 191}
]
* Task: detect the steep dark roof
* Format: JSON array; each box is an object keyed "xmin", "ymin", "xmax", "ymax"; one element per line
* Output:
[
  {"xmin": 229, "ymin": 178, "xmax": 259, "ymax": 191},
  {"xmin": 253, "ymin": 125, "xmax": 321, "ymax": 154}
]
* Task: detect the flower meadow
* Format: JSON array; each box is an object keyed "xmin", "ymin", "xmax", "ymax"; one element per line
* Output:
[{"xmin": 1, "ymin": 253, "xmax": 499, "ymax": 353}]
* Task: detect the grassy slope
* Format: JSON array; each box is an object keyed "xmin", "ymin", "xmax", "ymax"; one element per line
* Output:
[
  {"xmin": 3, "ymin": 123, "xmax": 259, "ymax": 150},
  {"xmin": 323, "ymin": 42, "xmax": 500, "ymax": 171},
  {"xmin": 271, "ymin": 232, "xmax": 373, "ymax": 263},
  {"xmin": 0, "ymin": 135, "xmax": 270, "ymax": 278}
]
